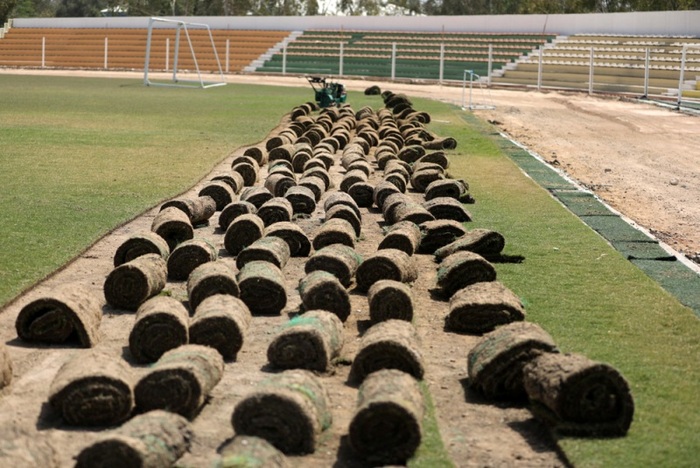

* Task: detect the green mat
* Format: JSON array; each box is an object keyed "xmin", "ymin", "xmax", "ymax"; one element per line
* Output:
[
  {"xmin": 580, "ymin": 215, "xmax": 655, "ymax": 243},
  {"xmin": 631, "ymin": 259, "xmax": 700, "ymax": 313},
  {"xmin": 553, "ymin": 190, "xmax": 617, "ymax": 217},
  {"xmin": 611, "ymin": 240, "xmax": 677, "ymax": 261}
]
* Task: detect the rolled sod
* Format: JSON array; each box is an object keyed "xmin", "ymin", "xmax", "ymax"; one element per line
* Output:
[
  {"xmin": 305, "ymin": 244, "xmax": 363, "ymax": 288},
  {"xmin": 268, "ymin": 161, "xmax": 295, "ymax": 178},
  {"xmin": 423, "ymin": 136, "xmax": 458, "ymax": 150},
  {"xmin": 113, "ymin": 231, "xmax": 170, "ymax": 267},
  {"xmin": 434, "ymin": 228, "xmax": 506, "ymax": 262},
  {"xmin": 382, "ymin": 193, "xmax": 412, "ymax": 225},
  {"xmin": 240, "ymin": 186, "xmax": 273, "ymax": 209},
  {"xmin": 368, "ymin": 279, "xmax": 414, "ymax": 323},
  {"xmin": 378, "ymin": 220, "xmax": 422, "ymax": 255},
  {"xmin": 129, "ymin": 296, "xmax": 190, "ymax": 364},
  {"xmin": 355, "ymin": 249, "xmax": 418, "ymax": 292},
  {"xmin": 17, "ymin": 283, "xmax": 102, "ymax": 347},
  {"xmin": 323, "ymin": 191, "xmax": 361, "ymax": 219},
  {"xmin": 284, "ymin": 185, "xmax": 317, "ymax": 215},
  {"xmin": 264, "ymin": 173, "xmax": 296, "ymax": 198},
  {"xmin": 219, "ymin": 200, "xmax": 257, "ymax": 231},
  {"xmin": 231, "ymin": 370, "xmax": 332, "ymax": 455},
  {"xmin": 199, "ymin": 180, "xmax": 236, "ymax": 211},
  {"xmin": 423, "ymin": 197, "xmax": 473, "ymax": 222},
  {"xmin": 298, "ymin": 270, "xmax": 351, "ymax": 322},
  {"xmin": 151, "ymin": 206, "xmax": 194, "ymax": 251},
  {"xmin": 134, "ymin": 344, "xmax": 224, "ymax": 419},
  {"xmin": 419, "ymin": 219, "xmax": 469, "ymax": 254},
  {"xmin": 384, "ymin": 172, "xmax": 408, "ymax": 193},
  {"xmin": 190, "ymin": 294, "xmax": 251, "ymax": 361},
  {"xmin": 237, "ymin": 260, "xmax": 287, "ymax": 315},
  {"xmin": 298, "ymin": 175, "xmax": 327, "ymax": 201},
  {"xmin": 257, "ymin": 197, "xmax": 294, "ymax": 227},
  {"xmin": 48, "ymin": 351, "xmax": 134, "ymax": 426},
  {"xmin": 267, "ymin": 310, "xmax": 344, "ymax": 372},
  {"xmin": 244, "ymin": 146, "xmax": 268, "ymax": 166},
  {"xmin": 416, "ymin": 150, "xmax": 450, "ymax": 169},
  {"xmin": 424, "ymin": 178, "xmax": 470, "ymax": 201},
  {"xmin": 340, "ymin": 169, "xmax": 368, "ymax": 193},
  {"xmin": 0, "ymin": 342, "xmax": 10, "ymax": 389},
  {"xmin": 268, "ymin": 143, "xmax": 295, "ymax": 163},
  {"xmin": 167, "ymin": 238, "xmax": 218, "ymax": 281},
  {"xmin": 104, "ymin": 253, "xmax": 167, "ymax": 311},
  {"xmin": 411, "ymin": 168, "xmax": 444, "ymax": 193},
  {"xmin": 224, "ymin": 213, "xmax": 265, "ymax": 256},
  {"xmin": 350, "ymin": 319, "xmax": 424, "ymax": 383},
  {"xmin": 74, "ymin": 410, "xmax": 191, "ymax": 468},
  {"xmin": 325, "ymin": 204, "xmax": 361, "ymax": 237},
  {"xmin": 392, "ymin": 201, "xmax": 435, "ymax": 225},
  {"xmin": 216, "ymin": 435, "xmax": 289, "ymax": 468},
  {"xmin": 302, "ymin": 167, "xmax": 331, "ymax": 190},
  {"xmin": 349, "ymin": 369, "xmax": 424, "ymax": 465},
  {"xmin": 436, "ymin": 251, "xmax": 498, "ymax": 297},
  {"xmin": 447, "ymin": 281, "xmax": 525, "ymax": 334},
  {"xmin": 373, "ymin": 180, "xmax": 401, "ymax": 210},
  {"xmin": 467, "ymin": 321, "xmax": 558, "ymax": 401},
  {"xmin": 186, "ymin": 260, "xmax": 239, "ymax": 312},
  {"xmin": 213, "ymin": 172, "xmax": 245, "ymax": 195},
  {"xmin": 523, "ymin": 352, "xmax": 635, "ymax": 437},
  {"xmin": 232, "ymin": 158, "xmax": 260, "ymax": 187},
  {"xmin": 236, "ymin": 236, "xmax": 291, "ymax": 270},
  {"xmin": 313, "ymin": 217, "xmax": 356, "ymax": 250},
  {"xmin": 397, "ymin": 144, "xmax": 426, "ymax": 163},
  {"xmin": 347, "ymin": 182, "xmax": 375, "ymax": 208},
  {"xmin": 161, "ymin": 196, "xmax": 217, "ymax": 226},
  {"xmin": 265, "ymin": 222, "xmax": 312, "ymax": 257}
]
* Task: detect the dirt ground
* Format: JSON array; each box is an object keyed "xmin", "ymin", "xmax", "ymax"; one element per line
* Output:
[{"xmin": 0, "ymin": 69, "xmax": 698, "ymax": 467}]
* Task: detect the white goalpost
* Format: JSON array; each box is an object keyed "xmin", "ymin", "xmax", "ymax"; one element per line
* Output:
[{"xmin": 143, "ymin": 17, "xmax": 226, "ymax": 89}]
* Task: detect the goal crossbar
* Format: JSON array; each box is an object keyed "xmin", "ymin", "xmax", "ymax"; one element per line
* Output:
[{"xmin": 144, "ymin": 17, "xmax": 226, "ymax": 89}]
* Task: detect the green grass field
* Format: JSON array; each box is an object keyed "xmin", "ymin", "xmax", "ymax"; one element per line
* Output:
[{"xmin": 1, "ymin": 74, "xmax": 699, "ymax": 467}]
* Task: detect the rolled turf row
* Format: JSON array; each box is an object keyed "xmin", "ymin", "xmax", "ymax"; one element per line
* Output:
[{"xmin": 189, "ymin": 294, "xmax": 252, "ymax": 361}]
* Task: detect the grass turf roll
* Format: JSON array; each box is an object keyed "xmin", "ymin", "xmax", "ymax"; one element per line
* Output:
[
  {"xmin": 199, "ymin": 180, "xmax": 236, "ymax": 211},
  {"xmin": 434, "ymin": 228, "xmax": 506, "ymax": 262},
  {"xmin": 75, "ymin": 410, "xmax": 191, "ymax": 468},
  {"xmin": 355, "ymin": 249, "xmax": 418, "ymax": 292},
  {"xmin": 467, "ymin": 322, "xmax": 558, "ymax": 401},
  {"xmin": 240, "ymin": 186, "xmax": 273, "ymax": 209},
  {"xmin": 313, "ymin": 218, "xmax": 356, "ymax": 250},
  {"xmin": 231, "ymin": 370, "xmax": 331, "ymax": 455},
  {"xmin": 232, "ymin": 158, "xmax": 260, "ymax": 187},
  {"xmin": 161, "ymin": 196, "xmax": 217, "ymax": 226},
  {"xmin": 265, "ymin": 222, "xmax": 312, "ymax": 257},
  {"xmin": 325, "ymin": 204, "xmax": 362, "ymax": 237},
  {"xmin": 410, "ymin": 168, "xmax": 444, "ymax": 193},
  {"xmin": 284, "ymin": 185, "xmax": 317, "ymax": 215},
  {"xmin": 350, "ymin": 319, "xmax": 424, "ymax": 383},
  {"xmin": 216, "ymin": 435, "xmax": 289, "ymax": 468},
  {"xmin": 257, "ymin": 197, "xmax": 294, "ymax": 227},
  {"xmin": 244, "ymin": 146, "xmax": 268, "ymax": 166},
  {"xmin": 267, "ymin": 310, "xmax": 344, "ymax": 372},
  {"xmin": 298, "ymin": 270, "xmax": 351, "ymax": 322},
  {"xmin": 424, "ymin": 178, "xmax": 470, "ymax": 201},
  {"xmin": 213, "ymin": 172, "xmax": 245, "ymax": 195},
  {"xmin": 368, "ymin": 279, "xmax": 415, "ymax": 323},
  {"xmin": 304, "ymin": 244, "xmax": 363, "ymax": 288},
  {"xmin": 392, "ymin": 201, "xmax": 435, "ymax": 225},
  {"xmin": 264, "ymin": 173, "xmax": 297, "ymax": 198},
  {"xmin": 48, "ymin": 351, "xmax": 134, "ymax": 426},
  {"xmin": 17, "ymin": 283, "xmax": 102, "ymax": 347},
  {"xmin": 349, "ymin": 369, "xmax": 424, "ymax": 465},
  {"xmin": 186, "ymin": 260, "xmax": 240, "ymax": 313},
  {"xmin": 113, "ymin": 231, "xmax": 170, "ymax": 267},
  {"xmin": 237, "ymin": 260, "xmax": 287, "ymax": 316},
  {"xmin": 423, "ymin": 197, "xmax": 473, "ymax": 222},
  {"xmin": 129, "ymin": 296, "xmax": 189, "ymax": 364},
  {"xmin": 348, "ymin": 182, "xmax": 375, "ymax": 208},
  {"xmin": 236, "ymin": 236, "xmax": 291, "ymax": 270},
  {"xmin": 373, "ymin": 180, "xmax": 401, "ymax": 210},
  {"xmin": 298, "ymin": 176, "xmax": 326, "ymax": 202},
  {"xmin": 323, "ymin": 191, "xmax": 361, "ymax": 219},
  {"xmin": 378, "ymin": 220, "xmax": 422, "ymax": 256},
  {"xmin": 134, "ymin": 344, "xmax": 224, "ymax": 419},
  {"xmin": 419, "ymin": 219, "xmax": 468, "ymax": 254},
  {"xmin": 436, "ymin": 251, "xmax": 497, "ymax": 297},
  {"xmin": 224, "ymin": 213, "xmax": 265, "ymax": 257},
  {"xmin": 167, "ymin": 238, "xmax": 218, "ymax": 281},
  {"xmin": 104, "ymin": 253, "xmax": 167, "ymax": 311},
  {"xmin": 151, "ymin": 207, "xmax": 194, "ymax": 251},
  {"xmin": 447, "ymin": 281, "xmax": 525, "ymax": 334},
  {"xmin": 219, "ymin": 200, "xmax": 257, "ymax": 231},
  {"xmin": 0, "ymin": 342, "xmax": 11, "ymax": 389},
  {"xmin": 190, "ymin": 294, "xmax": 251, "ymax": 361}
]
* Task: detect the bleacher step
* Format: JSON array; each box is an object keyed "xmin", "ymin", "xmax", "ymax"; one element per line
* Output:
[{"xmin": 244, "ymin": 30, "xmax": 302, "ymax": 72}]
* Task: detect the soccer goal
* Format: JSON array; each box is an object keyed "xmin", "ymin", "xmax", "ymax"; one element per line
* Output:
[{"xmin": 143, "ymin": 17, "xmax": 226, "ymax": 89}]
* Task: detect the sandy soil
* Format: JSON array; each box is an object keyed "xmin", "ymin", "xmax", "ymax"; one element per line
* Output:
[{"xmin": 0, "ymin": 69, "xmax": 698, "ymax": 466}]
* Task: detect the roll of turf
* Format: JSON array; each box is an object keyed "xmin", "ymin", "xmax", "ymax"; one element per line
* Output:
[
  {"xmin": 232, "ymin": 157, "xmax": 260, "ymax": 187},
  {"xmin": 224, "ymin": 213, "xmax": 265, "ymax": 256},
  {"xmin": 199, "ymin": 180, "xmax": 236, "ymax": 211},
  {"xmin": 410, "ymin": 168, "xmax": 444, "ymax": 193},
  {"xmin": 264, "ymin": 173, "xmax": 296, "ymax": 198},
  {"xmin": 240, "ymin": 186, "xmax": 273, "ymax": 209},
  {"xmin": 129, "ymin": 296, "xmax": 189, "ymax": 364},
  {"xmin": 17, "ymin": 283, "xmax": 102, "ymax": 347},
  {"xmin": 355, "ymin": 249, "xmax": 418, "ymax": 292},
  {"xmin": 425, "ymin": 178, "xmax": 470, "ymax": 201},
  {"xmin": 397, "ymin": 145, "xmax": 425, "ymax": 164},
  {"xmin": 231, "ymin": 370, "xmax": 331, "ymax": 455},
  {"xmin": 392, "ymin": 201, "xmax": 435, "ymax": 225},
  {"xmin": 134, "ymin": 344, "xmax": 224, "ymax": 419},
  {"xmin": 216, "ymin": 435, "xmax": 289, "ymax": 468},
  {"xmin": 323, "ymin": 191, "xmax": 361, "ymax": 219},
  {"xmin": 104, "ymin": 253, "xmax": 167, "ymax": 311},
  {"xmin": 423, "ymin": 197, "xmax": 473, "ymax": 222},
  {"xmin": 350, "ymin": 319, "xmax": 424, "ymax": 383},
  {"xmin": 372, "ymin": 180, "xmax": 400, "ymax": 210},
  {"xmin": 378, "ymin": 221, "xmax": 421, "ymax": 255},
  {"xmin": 244, "ymin": 146, "xmax": 268, "ymax": 166},
  {"xmin": 419, "ymin": 219, "xmax": 469, "ymax": 254},
  {"xmin": 325, "ymin": 203, "xmax": 361, "ymax": 237},
  {"xmin": 0, "ymin": 342, "xmax": 11, "ymax": 389},
  {"xmin": 349, "ymin": 369, "xmax": 424, "ymax": 465},
  {"xmin": 236, "ymin": 236, "xmax": 291, "ymax": 270},
  {"xmin": 416, "ymin": 151, "xmax": 449, "ymax": 169},
  {"xmin": 340, "ymin": 169, "xmax": 368, "ymax": 193},
  {"xmin": 167, "ymin": 238, "xmax": 218, "ymax": 281},
  {"xmin": 257, "ymin": 197, "xmax": 294, "ymax": 226},
  {"xmin": 219, "ymin": 200, "xmax": 257, "ymax": 231},
  {"xmin": 304, "ymin": 244, "xmax": 363, "ymax": 288},
  {"xmin": 434, "ymin": 228, "xmax": 506, "ymax": 262},
  {"xmin": 74, "ymin": 410, "xmax": 191, "ymax": 468},
  {"xmin": 151, "ymin": 207, "xmax": 193, "ymax": 251},
  {"xmin": 436, "ymin": 251, "xmax": 497, "ymax": 297},
  {"xmin": 267, "ymin": 310, "xmax": 344, "ymax": 372},
  {"xmin": 48, "ymin": 351, "xmax": 134, "ymax": 426},
  {"xmin": 468, "ymin": 322, "xmax": 558, "ymax": 401},
  {"xmin": 213, "ymin": 172, "xmax": 245, "ymax": 195},
  {"xmin": 265, "ymin": 222, "xmax": 311, "ymax": 257},
  {"xmin": 190, "ymin": 294, "xmax": 251, "ymax": 361},
  {"xmin": 237, "ymin": 260, "xmax": 287, "ymax": 316},
  {"xmin": 284, "ymin": 185, "xmax": 317, "ymax": 215},
  {"xmin": 313, "ymin": 218, "xmax": 356, "ymax": 250},
  {"xmin": 186, "ymin": 260, "xmax": 239, "ymax": 312},
  {"xmin": 113, "ymin": 231, "xmax": 170, "ymax": 267},
  {"xmin": 367, "ymin": 279, "xmax": 414, "ymax": 323},
  {"xmin": 523, "ymin": 352, "xmax": 634, "ymax": 437},
  {"xmin": 161, "ymin": 196, "xmax": 216, "ymax": 226},
  {"xmin": 298, "ymin": 270, "xmax": 351, "ymax": 322},
  {"xmin": 447, "ymin": 281, "xmax": 525, "ymax": 334},
  {"xmin": 298, "ymin": 176, "xmax": 326, "ymax": 201},
  {"xmin": 347, "ymin": 182, "xmax": 375, "ymax": 208}
]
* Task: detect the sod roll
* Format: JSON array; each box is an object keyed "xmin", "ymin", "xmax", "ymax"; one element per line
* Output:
[
  {"xmin": 436, "ymin": 251, "xmax": 497, "ymax": 297},
  {"xmin": 0, "ymin": 342, "xmax": 11, "ymax": 389},
  {"xmin": 129, "ymin": 296, "xmax": 190, "ymax": 364},
  {"xmin": 265, "ymin": 222, "xmax": 312, "ymax": 257},
  {"xmin": 237, "ymin": 260, "xmax": 287, "ymax": 315},
  {"xmin": 190, "ymin": 294, "xmax": 251, "ymax": 361},
  {"xmin": 244, "ymin": 146, "xmax": 268, "ymax": 166},
  {"xmin": 355, "ymin": 249, "xmax": 418, "ymax": 292},
  {"xmin": 350, "ymin": 319, "xmax": 424, "ymax": 383},
  {"xmin": 447, "ymin": 281, "xmax": 525, "ymax": 334},
  {"xmin": 325, "ymin": 203, "xmax": 361, "ymax": 237},
  {"xmin": 134, "ymin": 344, "xmax": 224, "ymax": 419},
  {"xmin": 257, "ymin": 197, "xmax": 294, "ymax": 227},
  {"xmin": 199, "ymin": 180, "xmax": 236, "ymax": 211},
  {"xmin": 347, "ymin": 182, "xmax": 375, "ymax": 208},
  {"xmin": 224, "ymin": 213, "xmax": 265, "ymax": 256},
  {"xmin": 304, "ymin": 244, "xmax": 363, "ymax": 288},
  {"xmin": 298, "ymin": 270, "xmax": 351, "ymax": 322},
  {"xmin": 393, "ymin": 201, "xmax": 435, "ymax": 225},
  {"xmin": 216, "ymin": 436, "xmax": 289, "ymax": 468},
  {"xmin": 349, "ymin": 369, "xmax": 424, "ymax": 465},
  {"xmin": 368, "ymin": 279, "xmax": 414, "ymax": 324},
  {"xmin": 231, "ymin": 370, "xmax": 331, "ymax": 455},
  {"xmin": 74, "ymin": 410, "xmax": 191, "ymax": 468},
  {"xmin": 523, "ymin": 352, "xmax": 634, "ymax": 437},
  {"xmin": 383, "ymin": 172, "xmax": 408, "ymax": 193},
  {"xmin": 113, "ymin": 231, "xmax": 170, "ymax": 267},
  {"xmin": 232, "ymin": 159, "xmax": 260, "ymax": 187},
  {"xmin": 48, "ymin": 351, "xmax": 134, "ymax": 426},
  {"xmin": 323, "ymin": 191, "xmax": 361, "ymax": 219},
  {"xmin": 298, "ymin": 175, "xmax": 326, "ymax": 201},
  {"xmin": 423, "ymin": 197, "xmax": 473, "ymax": 222},
  {"xmin": 264, "ymin": 173, "xmax": 296, "ymax": 198},
  {"xmin": 312, "ymin": 217, "xmax": 356, "ymax": 250},
  {"xmin": 467, "ymin": 322, "xmax": 558, "ymax": 400},
  {"xmin": 410, "ymin": 168, "xmax": 444, "ymax": 193},
  {"xmin": 267, "ymin": 310, "xmax": 344, "ymax": 372},
  {"xmin": 378, "ymin": 220, "xmax": 422, "ymax": 256},
  {"xmin": 236, "ymin": 236, "xmax": 291, "ymax": 270},
  {"xmin": 419, "ymin": 219, "xmax": 469, "ymax": 254},
  {"xmin": 240, "ymin": 186, "xmax": 273, "ymax": 209},
  {"xmin": 161, "ymin": 196, "xmax": 216, "ymax": 226},
  {"xmin": 219, "ymin": 200, "xmax": 257, "ymax": 231},
  {"xmin": 213, "ymin": 172, "xmax": 245, "ymax": 195},
  {"xmin": 17, "ymin": 284, "xmax": 102, "ymax": 347},
  {"xmin": 187, "ymin": 260, "xmax": 239, "ymax": 312},
  {"xmin": 151, "ymin": 207, "xmax": 194, "ymax": 251},
  {"xmin": 425, "ymin": 178, "xmax": 470, "ymax": 202},
  {"xmin": 167, "ymin": 238, "xmax": 218, "ymax": 281},
  {"xmin": 373, "ymin": 180, "xmax": 401, "ymax": 210},
  {"xmin": 284, "ymin": 185, "xmax": 317, "ymax": 215},
  {"xmin": 434, "ymin": 228, "xmax": 506, "ymax": 262},
  {"xmin": 104, "ymin": 253, "xmax": 168, "ymax": 311}
]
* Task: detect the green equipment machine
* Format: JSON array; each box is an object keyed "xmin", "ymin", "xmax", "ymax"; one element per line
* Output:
[{"xmin": 306, "ymin": 76, "xmax": 347, "ymax": 108}]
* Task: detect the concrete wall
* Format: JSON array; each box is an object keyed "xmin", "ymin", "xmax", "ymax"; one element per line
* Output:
[{"xmin": 12, "ymin": 11, "xmax": 700, "ymax": 37}]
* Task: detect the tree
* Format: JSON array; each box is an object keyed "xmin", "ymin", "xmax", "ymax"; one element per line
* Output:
[{"xmin": 0, "ymin": 0, "xmax": 17, "ymax": 24}]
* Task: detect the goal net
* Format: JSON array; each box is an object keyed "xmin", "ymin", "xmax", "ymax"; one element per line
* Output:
[{"xmin": 143, "ymin": 17, "xmax": 226, "ymax": 89}]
